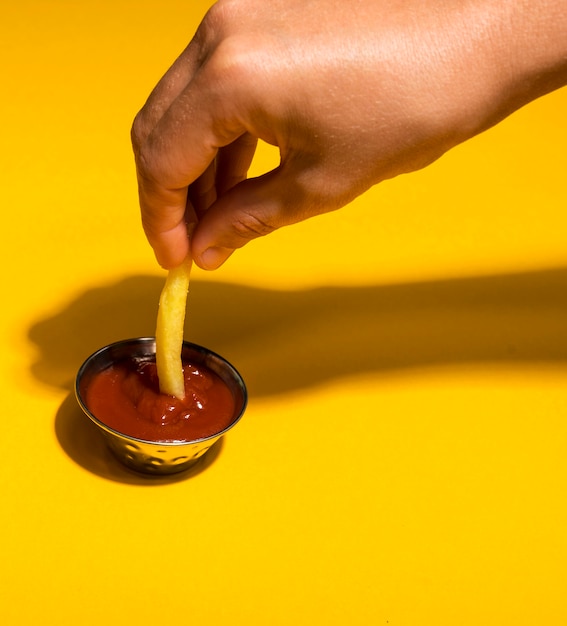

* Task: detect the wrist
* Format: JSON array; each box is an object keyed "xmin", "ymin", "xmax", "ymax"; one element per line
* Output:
[{"xmin": 465, "ymin": 0, "xmax": 567, "ymax": 134}]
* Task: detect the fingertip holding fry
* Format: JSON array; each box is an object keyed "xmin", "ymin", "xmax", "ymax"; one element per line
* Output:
[{"xmin": 198, "ymin": 246, "xmax": 234, "ymax": 270}]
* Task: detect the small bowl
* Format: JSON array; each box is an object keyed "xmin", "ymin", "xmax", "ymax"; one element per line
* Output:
[{"xmin": 75, "ymin": 337, "xmax": 247, "ymax": 475}]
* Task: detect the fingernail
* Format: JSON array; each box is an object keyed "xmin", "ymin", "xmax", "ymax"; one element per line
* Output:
[{"xmin": 199, "ymin": 246, "xmax": 233, "ymax": 270}]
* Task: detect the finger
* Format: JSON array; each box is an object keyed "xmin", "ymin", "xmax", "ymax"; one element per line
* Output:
[
  {"xmin": 215, "ymin": 132, "xmax": 259, "ymax": 196},
  {"xmin": 137, "ymin": 174, "xmax": 195, "ymax": 269},
  {"xmin": 188, "ymin": 132, "xmax": 257, "ymax": 218},
  {"xmin": 188, "ymin": 160, "xmax": 217, "ymax": 217},
  {"xmin": 135, "ymin": 67, "xmax": 251, "ymax": 268}
]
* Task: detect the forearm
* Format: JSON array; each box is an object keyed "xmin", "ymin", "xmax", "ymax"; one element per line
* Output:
[{"xmin": 503, "ymin": 0, "xmax": 567, "ymax": 94}]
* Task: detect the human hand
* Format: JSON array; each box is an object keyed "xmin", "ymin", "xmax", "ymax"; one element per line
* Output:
[{"xmin": 132, "ymin": 0, "xmax": 567, "ymax": 270}]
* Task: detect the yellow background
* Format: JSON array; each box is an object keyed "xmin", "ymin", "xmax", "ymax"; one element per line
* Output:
[{"xmin": 2, "ymin": 1, "xmax": 567, "ymax": 624}]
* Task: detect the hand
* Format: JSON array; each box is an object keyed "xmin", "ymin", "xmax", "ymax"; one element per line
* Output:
[{"xmin": 132, "ymin": 0, "xmax": 567, "ymax": 270}]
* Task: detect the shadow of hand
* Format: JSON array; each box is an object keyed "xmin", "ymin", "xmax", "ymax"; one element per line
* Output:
[{"xmin": 28, "ymin": 267, "xmax": 567, "ymax": 398}]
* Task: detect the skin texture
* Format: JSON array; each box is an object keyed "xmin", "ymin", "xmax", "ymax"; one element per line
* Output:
[{"xmin": 131, "ymin": 0, "xmax": 567, "ymax": 270}]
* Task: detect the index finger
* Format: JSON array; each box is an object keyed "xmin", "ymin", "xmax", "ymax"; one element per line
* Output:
[
  {"xmin": 134, "ymin": 65, "xmax": 248, "ymax": 268},
  {"xmin": 136, "ymin": 172, "xmax": 195, "ymax": 269}
]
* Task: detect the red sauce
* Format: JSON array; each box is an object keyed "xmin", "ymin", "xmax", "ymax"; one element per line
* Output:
[{"xmin": 85, "ymin": 357, "xmax": 236, "ymax": 442}]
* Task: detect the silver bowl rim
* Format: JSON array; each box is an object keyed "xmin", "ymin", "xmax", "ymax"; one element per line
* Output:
[{"xmin": 75, "ymin": 337, "xmax": 248, "ymax": 447}]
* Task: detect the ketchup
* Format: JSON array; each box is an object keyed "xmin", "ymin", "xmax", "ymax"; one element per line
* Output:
[{"xmin": 85, "ymin": 356, "xmax": 236, "ymax": 442}]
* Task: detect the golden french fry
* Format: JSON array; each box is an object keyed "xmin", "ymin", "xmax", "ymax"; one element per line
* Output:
[{"xmin": 155, "ymin": 255, "xmax": 192, "ymax": 399}]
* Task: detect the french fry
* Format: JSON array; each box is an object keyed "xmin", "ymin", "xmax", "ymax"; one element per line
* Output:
[{"xmin": 155, "ymin": 254, "xmax": 192, "ymax": 399}]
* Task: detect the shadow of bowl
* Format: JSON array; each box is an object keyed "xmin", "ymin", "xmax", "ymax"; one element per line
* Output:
[{"xmin": 55, "ymin": 392, "xmax": 224, "ymax": 485}]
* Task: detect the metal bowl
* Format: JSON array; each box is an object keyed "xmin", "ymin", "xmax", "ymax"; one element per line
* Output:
[{"xmin": 75, "ymin": 337, "xmax": 247, "ymax": 475}]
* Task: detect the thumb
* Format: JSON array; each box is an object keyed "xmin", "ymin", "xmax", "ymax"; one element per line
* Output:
[{"xmin": 191, "ymin": 165, "xmax": 325, "ymax": 270}]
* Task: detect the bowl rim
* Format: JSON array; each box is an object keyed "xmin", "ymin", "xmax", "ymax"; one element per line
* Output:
[{"xmin": 75, "ymin": 337, "xmax": 247, "ymax": 447}]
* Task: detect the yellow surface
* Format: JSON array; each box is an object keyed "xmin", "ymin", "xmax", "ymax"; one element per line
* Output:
[{"xmin": 2, "ymin": 1, "xmax": 567, "ymax": 624}]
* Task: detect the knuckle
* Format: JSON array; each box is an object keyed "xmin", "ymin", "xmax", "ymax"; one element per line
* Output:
[
  {"xmin": 130, "ymin": 111, "xmax": 149, "ymax": 154},
  {"xmin": 231, "ymin": 210, "xmax": 278, "ymax": 241},
  {"xmin": 130, "ymin": 113, "xmax": 143, "ymax": 153},
  {"xmin": 133, "ymin": 133, "xmax": 175, "ymax": 188},
  {"xmin": 207, "ymin": 40, "xmax": 257, "ymax": 90}
]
